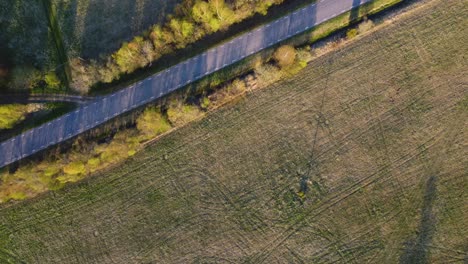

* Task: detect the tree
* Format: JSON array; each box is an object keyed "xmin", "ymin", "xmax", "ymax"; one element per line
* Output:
[
  {"xmin": 169, "ymin": 19, "xmax": 195, "ymax": 46},
  {"xmin": 192, "ymin": 0, "xmax": 214, "ymax": 25},
  {"xmin": 209, "ymin": 0, "xmax": 235, "ymax": 30},
  {"xmin": 98, "ymin": 58, "xmax": 120, "ymax": 83},
  {"xmin": 149, "ymin": 25, "xmax": 174, "ymax": 53},
  {"xmin": 140, "ymin": 40, "xmax": 156, "ymax": 66}
]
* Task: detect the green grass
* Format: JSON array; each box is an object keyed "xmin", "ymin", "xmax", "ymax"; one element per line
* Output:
[
  {"xmin": 52, "ymin": 0, "xmax": 182, "ymax": 59},
  {"xmin": 0, "ymin": 105, "xmax": 28, "ymax": 130},
  {"xmin": 0, "ymin": 0, "xmax": 466, "ymax": 262}
]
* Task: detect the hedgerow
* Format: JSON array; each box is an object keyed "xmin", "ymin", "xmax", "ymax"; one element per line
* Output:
[{"xmin": 69, "ymin": 0, "xmax": 285, "ymax": 93}]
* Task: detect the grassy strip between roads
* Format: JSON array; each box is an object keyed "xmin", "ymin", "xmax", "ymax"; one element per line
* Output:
[{"xmin": 0, "ymin": 0, "xmax": 466, "ymax": 262}]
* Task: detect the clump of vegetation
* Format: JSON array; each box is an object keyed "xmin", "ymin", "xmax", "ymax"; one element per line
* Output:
[
  {"xmin": 0, "ymin": 104, "xmax": 29, "ymax": 129},
  {"xmin": 136, "ymin": 107, "xmax": 172, "ymax": 141},
  {"xmin": 346, "ymin": 28, "xmax": 358, "ymax": 39},
  {"xmin": 167, "ymin": 103, "xmax": 204, "ymax": 126},
  {"xmin": 273, "ymin": 45, "xmax": 297, "ymax": 68},
  {"xmin": 205, "ymin": 78, "xmax": 247, "ymax": 109},
  {"xmin": 346, "ymin": 18, "xmax": 374, "ymax": 40},
  {"xmin": 358, "ymin": 18, "xmax": 374, "ymax": 34},
  {"xmin": 44, "ymin": 72, "xmax": 62, "ymax": 90}
]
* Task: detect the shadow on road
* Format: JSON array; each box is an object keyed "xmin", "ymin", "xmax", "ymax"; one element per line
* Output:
[
  {"xmin": 349, "ymin": 0, "xmax": 363, "ymax": 22},
  {"xmin": 399, "ymin": 176, "xmax": 437, "ymax": 264}
]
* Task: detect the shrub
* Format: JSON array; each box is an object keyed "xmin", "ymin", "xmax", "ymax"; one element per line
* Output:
[
  {"xmin": 228, "ymin": 78, "xmax": 246, "ymax": 96},
  {"xmin": 255, "ymin": 64, "xmax": 282, "ymax": 86},
  {"xmin": 57, "ymin": 161, "xmax": 86, "ymax": 184},
  {"xmin": 42, "ymin": 164, "xmax": 61, "ymax": 178},
  {"xmin": 87, "ymin": 157, "xmax": 101, "ymax": 172},
  {"xmin": 70, "ymin": 58, "xmax": 94, "ymax": 94},
  {"xmin": 167, "ymin": 104, "xmax": 204, "ymax": 126},
  {"xmin": 273, "ymin": 45, "xmax": 297, "ymax": 68},
  {"xmin": 200, "ymin": 96, "xmax": 211, "ymax": 109},
  {"xmin": 44, "ymin": 71, "xmax": 61, "ymax": 89},
  {"xmin": 63, "ymin": 161, "xmax": 86, "ymax": 176},
  {"xmin": 95, "ymin": 141, "xmax": 126, "ymax": 164},
  {"xmin": 346, "ymin": 28, "xmax": 358, "ymax": 39},
  {"xmin": 358, "ymin": 19, "xmax": 374, "ymax": 34},
  {"xmin": 7, "ymin": 191, "xmax": 27, "ymax": 201},
  {"xmin": 136, "ymin": 108, "xmax": 172, "ymax": 140},
  {"xmin": 296, "ymin": 48, "xmax": 313, "ymax": 63},
  {"xmin": 0, "ymin": 104, "xmax": 28, "ymax": 129}
]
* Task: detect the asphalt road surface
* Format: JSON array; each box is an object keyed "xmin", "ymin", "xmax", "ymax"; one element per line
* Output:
[{"xmin": 0, "ymin": 0, "xmax": 372, "ymax": 168}]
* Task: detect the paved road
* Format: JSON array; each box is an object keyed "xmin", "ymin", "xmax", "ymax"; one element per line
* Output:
[{"xmin": 0, "ymin": 0, "xmax": 372, "ymax": 168}]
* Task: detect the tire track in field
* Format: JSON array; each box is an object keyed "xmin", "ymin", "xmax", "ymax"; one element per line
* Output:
[
  {"xmin": 46, "ymin": 67, "xmax": 450, "ymax": 243},
  {"xmin": 245, "ymin": 130, "xmax": 446, "ymax": 263},
  {"xmin": 264, "ymin": 98, "xmax": 464, "ymax": 262},
  {"xmin": 2, "ymin": 80, "xmax": 454, "ymax": 241},
  {"xmin": 132, "ymin": 164, "xmax": 260, "ymax": 261},
  {"xmin": 252, "ymin": 97, "xmax": 464, "ymax": 262},
  {"xmin": 305, "ymin": 182, "xmax": 424, "ymax": 262},
  {"xmin": 2, "ymin": 6, "xmax": 465, "ymax": 260}
]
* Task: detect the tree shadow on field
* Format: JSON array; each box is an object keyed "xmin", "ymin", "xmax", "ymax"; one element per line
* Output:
[{"xmin": 399, "ymin": 175, "xmax": 437, "ymax": 264}]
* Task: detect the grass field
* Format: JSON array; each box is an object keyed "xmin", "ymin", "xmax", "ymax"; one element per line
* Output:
[
  {"xmin": 0, "ymin": 0, "xmax": 466, "ymax": 263},
  {"xmin": 0, "ymin": 0, "xmax": 181, "ymax": 68},
  {"xmin": 53, "ymin": 0, "xmax": 181, "ymax": 59}
]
